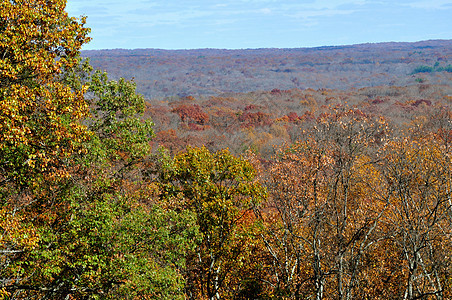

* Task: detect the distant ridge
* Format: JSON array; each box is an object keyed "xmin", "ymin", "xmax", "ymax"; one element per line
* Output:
[
  {"xmin": 82, "ymin": 40, "xmax": 452, "ymax": 99},
  {"xmin": 82, "ymin": 39, "xmax": 452, "ymax": 54}
]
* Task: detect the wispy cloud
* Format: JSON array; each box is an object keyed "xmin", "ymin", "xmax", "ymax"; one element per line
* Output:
[
  {"xmin": 401, "ymin": 0, "xmax": 452, "ymax": 10},
  {"xmin": 258, "ymin": 8, "xmax": 273, "ymax": 15},
  {"xmin": 292, "ymin": 0, "xmax": 368, "ymax": 10},
  {"xmin": 285, "ymin": 7, "xmax": 358, "ymax": 19},
  {"xmin": 128, "ymin": 10, "xmax": 215, "ymax": 27}
]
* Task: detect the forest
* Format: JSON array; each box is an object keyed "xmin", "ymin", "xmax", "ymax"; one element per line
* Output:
[
  {"xmin": 83, "ymin": 40, "xmax": 452, "ymax": 99},
  {"xmin": 1, "ymin": 1, "xmax": 452, "ymax": 300}
]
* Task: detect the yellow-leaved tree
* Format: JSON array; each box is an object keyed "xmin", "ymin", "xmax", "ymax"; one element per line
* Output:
[
  {"xmin": 0, "ymin": 0, "xmax": 91, "ymax": 186},
  {"xmin": 1, "ymin": 0, "xmax": 91, "ymax": 295}
]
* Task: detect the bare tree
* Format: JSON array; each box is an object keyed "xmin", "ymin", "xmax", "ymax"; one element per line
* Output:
[
  {"xmin": 379, "ymin": 136, "xmax": 452, "ymax": 300},
  {"xmin": 259, "ymin": 108, "xmax": 391, "ymax": 299}
]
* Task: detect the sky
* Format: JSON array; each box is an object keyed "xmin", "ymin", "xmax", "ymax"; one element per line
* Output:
[{"xmin": 65, "ymin": 0, "xmax": 452, "ymax": 50}]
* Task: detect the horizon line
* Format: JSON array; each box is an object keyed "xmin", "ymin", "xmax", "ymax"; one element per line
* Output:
[{"xmin": 80, "ymin": 38, "xmax": 452, "ymax": 52}]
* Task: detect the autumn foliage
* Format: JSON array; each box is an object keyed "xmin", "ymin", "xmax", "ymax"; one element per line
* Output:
[{"xmin": 1, "ymin": 1, "xmax": 452, "ymax": 299}]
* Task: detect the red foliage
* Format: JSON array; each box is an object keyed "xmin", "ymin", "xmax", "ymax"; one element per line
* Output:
[
  {"xmin": 244, "ymin": 104, "xmax": 258, "ymax": 111},
  {"xmin": 287, "ymin": 112, "xmax": 301, "ymax": 122},
  {"xmin": 172, "ymin": 104, "xmax": 209, "ymax": 125},
  {"xmin": 239, "ymin": 111, "xmax": 273, "ymax": 128}
]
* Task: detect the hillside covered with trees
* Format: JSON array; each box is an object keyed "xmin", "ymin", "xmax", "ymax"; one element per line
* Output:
[
  {"xmin": 1, "ymin": 1, "xmax": 452, "ymax": 300},
  {"xmin": 82, "ymin": 40, "xmax": 452, "ymax": 99}
]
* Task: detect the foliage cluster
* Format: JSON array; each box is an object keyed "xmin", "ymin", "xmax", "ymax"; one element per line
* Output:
[{"xmin": 412, "ymin": 63, "xmax": 452, "ymax": 74}]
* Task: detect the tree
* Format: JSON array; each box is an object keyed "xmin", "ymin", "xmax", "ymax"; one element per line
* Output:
[
  {"xmin": 154, "ymin": 146, "xmax": 267, "ymax": 300},
  {"xmin": 378, "ymin": 136, "xmax": 452, "ymax": 300},
  {"xmin": 0, "ymin": 0, "xmax": 91, "ymax": 189},
  {"xmin": 1, "ymin": 0, "xmax": 90, "ymax": 294},
  {"xmin": 259, "ymin": 107, "xmax": 391, "ymax": 299}
]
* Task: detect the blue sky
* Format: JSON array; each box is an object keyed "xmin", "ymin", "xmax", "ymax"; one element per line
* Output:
[{"xmin": 66, "ymin": 0, "xmax": 452, "ymax": 50}]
